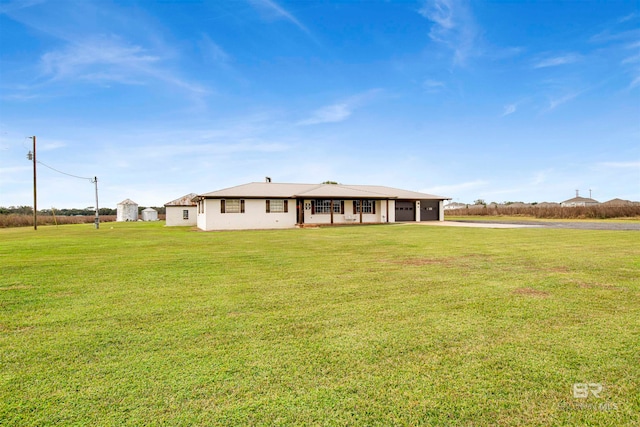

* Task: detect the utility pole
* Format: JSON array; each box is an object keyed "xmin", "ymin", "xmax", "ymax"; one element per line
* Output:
[
  {"xmin": 27, "ymin": 136, "xmax": 37, "ymax": 230},
  {"xmin": 92, "ymin": 176, "xmax": 100, "ymax": 229}
]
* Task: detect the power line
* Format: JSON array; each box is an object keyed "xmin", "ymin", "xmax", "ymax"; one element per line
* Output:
[{"xmin": 36, "ymin": 160, "xmax": 93, "ymax": 181}]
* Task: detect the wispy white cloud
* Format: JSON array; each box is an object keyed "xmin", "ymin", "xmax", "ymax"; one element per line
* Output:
[
  {"xmin": 533, "ymin": 53, "xmax": 581, "ymax": 69},
  {"xmin": 418, "ymin": 0, "xmax": 479, "ymax": 66},
  {"xmin": 39, "ymin": 140, "xmax": 67, "ymax": 151},
  {"xmin": 297, "ymin": 89, "xmax": 381, "ymax": 126},
  {"xmin": 248, "ymin": 0, "xmax": 315, "ymax": 39},
  {"xmin": 39, "ymin": 35, "xmax": 209, "ymax": 96},
  {"xmin": 531, "ymin": 169, "xmax": 553, "ymax": 185},
  {"xmin": 597, "ymin": 161, "xmax": 640, "ymax": 169},
  {"xmin": 544, "ymin": 91, "xmax": 583, "ymax": 112},
  {"xmin": 590, "ymin": 28, "xmax": 640, "ymax": 43},
  {"xmin": 423, "ymin": 79, "xmax": 446, "ymax": 93},
  {"xmin": 298, "ymin": 103, "xmax": 352, "ymax": 126},
  {"xmin": 198, "ymin": 34, "xmax": 230, "ymax": 66},
  {"xmin": 41, "ymin": 36, "xmax": 159, "ymax": 81},
  {"xmin": 501, "ymin": 104, "xmax": 517, "ymax": 117},
  {"xmin": 0, "ymin": 0, "xmax": 45, "ymax": 14}
]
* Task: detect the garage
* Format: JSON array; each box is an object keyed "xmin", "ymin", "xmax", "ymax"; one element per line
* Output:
[
  {"xmin": 420, "ymin": 200, "xmax": 440, "ymax": 221},
  {"xmin": 395, "ymin": 201, "xmax": 415, "ymax": 221}
]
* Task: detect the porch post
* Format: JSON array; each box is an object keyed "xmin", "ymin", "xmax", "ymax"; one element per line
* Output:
[{"xmin": 330, "ymin": 200, "xmax": 334, "ymax": 224}]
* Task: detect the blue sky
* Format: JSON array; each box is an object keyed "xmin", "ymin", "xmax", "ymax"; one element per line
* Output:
[{"xmin": 1, "ymin": 0, "xmax": 639, "ymax": 209}]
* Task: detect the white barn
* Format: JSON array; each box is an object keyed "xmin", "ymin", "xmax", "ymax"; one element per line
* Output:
[
  {"xmin": 164, "ymin": 193, "xmax": 198, "ymax": 226},
  {"xmin": 116, "ymin": 199, "xmax": 138, "ymax": 222},
  {"xmin": 194, "ymin": 182, "xmax": 450, "ymax": 231}
]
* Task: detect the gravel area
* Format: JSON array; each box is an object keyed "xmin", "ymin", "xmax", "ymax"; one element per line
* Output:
[{"xmin": 444, "ymin": 219, "xmax": 640, "ymax": 231}]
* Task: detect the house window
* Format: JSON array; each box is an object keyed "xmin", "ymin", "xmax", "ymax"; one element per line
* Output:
[
  {"xmin": 312, "ymin": 199, "xmax": 344, "ymax": 214},
  {"xmin": 354, "ymin": 200, "xmax": 376, "ymax": 214},
  {"xmin": 266, "ymin": 199, "xmax": 288, "ymax": 213},
  {"xmin": 221, "ymin": 199, "xmax": 244, "ymax": 213},
  {"xmin": 183, "ymin": 209, "xmax": 189, "ymax": 220}
]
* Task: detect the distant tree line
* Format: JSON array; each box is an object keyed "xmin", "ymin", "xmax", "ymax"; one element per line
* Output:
[{"xmin": 0, "ymin": 206, "xmax": 166, "ymax": 216}]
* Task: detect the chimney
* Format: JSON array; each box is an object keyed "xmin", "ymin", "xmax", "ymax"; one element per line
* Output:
[{"xmin": 265, "ymin": 177, "xmax": 271, "ymax": 183}]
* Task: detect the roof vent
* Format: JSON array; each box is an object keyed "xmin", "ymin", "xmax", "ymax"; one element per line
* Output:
[{"xmin": 265, "ymin": 177, "xmax": 271, "ymax": 183}]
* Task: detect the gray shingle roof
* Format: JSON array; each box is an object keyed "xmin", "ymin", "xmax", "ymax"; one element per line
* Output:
[
  {"xmin": 561, "ymin": 196, "xmax": 599, "ymax": 204},
  {"xmin": 198, "ymin": 182, "xmax": 449, "ymax": 200}
]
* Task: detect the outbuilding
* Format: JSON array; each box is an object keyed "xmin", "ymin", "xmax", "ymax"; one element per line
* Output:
[
  {"xmin": 164, "ymin": 193, "xmax": 198, "ymax": 226},
  {"xmin": 141, "ymin": 207, "xmax": 158, "ymax": 222},
  {"xmin": 194, "ymin": 181, "xmax": 450, "ymax": 231},
  {"xmin": 116, "ymin": 199, "xmax": 138, "ymax": 222}
]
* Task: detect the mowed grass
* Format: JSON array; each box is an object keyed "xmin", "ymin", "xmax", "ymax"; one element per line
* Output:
[{"xmin": 1, "ymin": 222, "xmax": 638, "ymax": 426}]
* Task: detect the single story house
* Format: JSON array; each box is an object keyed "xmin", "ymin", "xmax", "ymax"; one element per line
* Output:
[
  {"xmin": 193, "ymin": 181, "xmax": 450, "ymax": 231},
  {"xmin": 444, "ymin": 202, "xmax": 466, "ymax": 210},
  {"xmin": 165, "ymin": 193, "xmax": 198, "ymax": 226},
  {"xmin": 601, "ymin": 198, "xmax": 636, "ymax": 206},
  {"xmin": 560, "ymin": 196, "xmax": 599, "ymax": 207}
]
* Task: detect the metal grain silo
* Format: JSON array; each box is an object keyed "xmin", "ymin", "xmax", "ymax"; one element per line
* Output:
[
  {"xmin": 117, "ymin": 199, "xmax": 138, "ymax": 222},
  {"xmin": 141, "ymin": 207, "xmax": 158, "ymax": 221}
]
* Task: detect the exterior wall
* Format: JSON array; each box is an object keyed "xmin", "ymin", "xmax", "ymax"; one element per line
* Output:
[
  {"xmin": 116, "ymin": 204, "xmax": 138, "ymax": 222},
  {"xmin": 195, "ymin": 197, "xmax": 439, "ymax": 231},
  {"xmin": 387, "ymin": 200, "xmax": 395, "ymax": 222},
  {"xmin": 166, "ymin": 206, "xmax": 197, "ymax": 226},
  {"xmin": 303, "ymin": 200, "xmax": 385, "ymax": 225},
  {"xmin": 198, "ymin": 198, "xmax": 297, "ymax": 231},
  {"xmin": 561, "ymin": 201, "xmax": 599, "ymax": 207}
]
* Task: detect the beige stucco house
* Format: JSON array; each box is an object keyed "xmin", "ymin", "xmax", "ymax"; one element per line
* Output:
[
  {"xmin": 164, "ymin": 193, "xmax": 198, "ymax": 226},
  {"xmin": 193, "ymin": 182, "xmax": 450, "ymax": 231}
]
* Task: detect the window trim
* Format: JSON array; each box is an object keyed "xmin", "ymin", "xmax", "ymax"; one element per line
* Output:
[
  {"xmin": 221, "ymin": 199, "xmax": 245, "ymax": 214},
  {"xmin": 353, "ymin": 200, "xmax": 376, "ymax": 214},
  {"xmin": 266, "ymin": 199, "xmax": 288, "ymax": 213},
  {"xmin": 311, "ymin": 199, "xmax": 344, "ymax": 215}
]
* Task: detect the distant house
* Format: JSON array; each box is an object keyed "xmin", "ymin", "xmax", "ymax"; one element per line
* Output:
[
  {"xmin": 560, "ymin": 196, "xmax": 599, "ymax": 207},
  {"xmin": 194, "ymin": 181, "xmax": 450, "ymax": 231},
  {"xmin": 601, "ymin": 198, "xmax": 634, "ymax": 206},
  {"xmin": 536, "ymin": 202, "xmax": 560, "ymax": 208},
  {"xmin": 141, "ymin": 208, "xmax": 158, "ymax": 221},
  {"xmin": 116, "ymin": 199, "xmax": 138, "ymax": 222},
  {"xmin": 504, "ymin": 202, "xmax": 531, "ymax": 208},
  {"xmin": 164, "ymin": 193, "xmax": 198, "ymax": 226},
  {"xmin": 444, "ymin": 202, "xmax": 466, "ymax": 210}
]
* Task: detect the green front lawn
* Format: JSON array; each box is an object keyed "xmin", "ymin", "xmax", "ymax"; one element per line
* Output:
[{"xmin": 1, "ymin": 222, "xmax": 638, "ymax": 426}]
